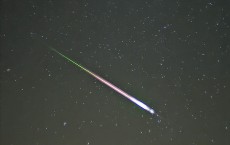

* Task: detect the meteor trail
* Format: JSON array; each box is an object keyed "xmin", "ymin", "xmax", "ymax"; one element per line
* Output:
[{"xmin": 50, "ymin": 47, "xmax": 156, "ymax": 115}]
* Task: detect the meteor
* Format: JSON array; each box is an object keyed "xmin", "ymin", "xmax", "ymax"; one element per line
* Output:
[{"xmin": 50, "ymin": 47, "xmax": 156, "ymax": 115}]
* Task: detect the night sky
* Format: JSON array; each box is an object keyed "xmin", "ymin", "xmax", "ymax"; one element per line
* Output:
[{"xmin": 1, "ymin": 0, "xmax": 230, "ymax": 145}]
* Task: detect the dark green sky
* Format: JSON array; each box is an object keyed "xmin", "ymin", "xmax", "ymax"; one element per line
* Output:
[{"xmin": 1, "ymin": 0, "xmax": 230, "ymax": 145}]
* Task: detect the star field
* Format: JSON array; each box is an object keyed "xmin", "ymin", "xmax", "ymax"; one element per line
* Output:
[{"xmin": 1, "ymin": 0, "xmax": 230, "ymax": 145}]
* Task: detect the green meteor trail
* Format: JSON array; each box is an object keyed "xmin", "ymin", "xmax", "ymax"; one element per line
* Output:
[{"xmin": 49, "ymin": 47, "xmax": 92, "ymax": 75}]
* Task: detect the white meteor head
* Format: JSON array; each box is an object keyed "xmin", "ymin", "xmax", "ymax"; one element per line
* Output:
[{"xmin": 149, "ymin": 109, "xmax": 155, "ymax": 114}]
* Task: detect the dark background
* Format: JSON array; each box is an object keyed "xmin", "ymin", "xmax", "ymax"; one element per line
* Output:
[{"xmin": 1, "ymin": 0, "xmax": 230, "ymax": 145}]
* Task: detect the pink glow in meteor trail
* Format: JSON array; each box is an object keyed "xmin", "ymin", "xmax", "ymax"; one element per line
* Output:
[{"xmin": 50, "ymin": 47, "xmax": 156, "ymax": 115}]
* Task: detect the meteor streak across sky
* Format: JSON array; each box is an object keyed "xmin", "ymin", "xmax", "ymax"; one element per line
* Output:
[{"xmin": 50, "ymin": 47, "xmax": 156, "ymax": 115}]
